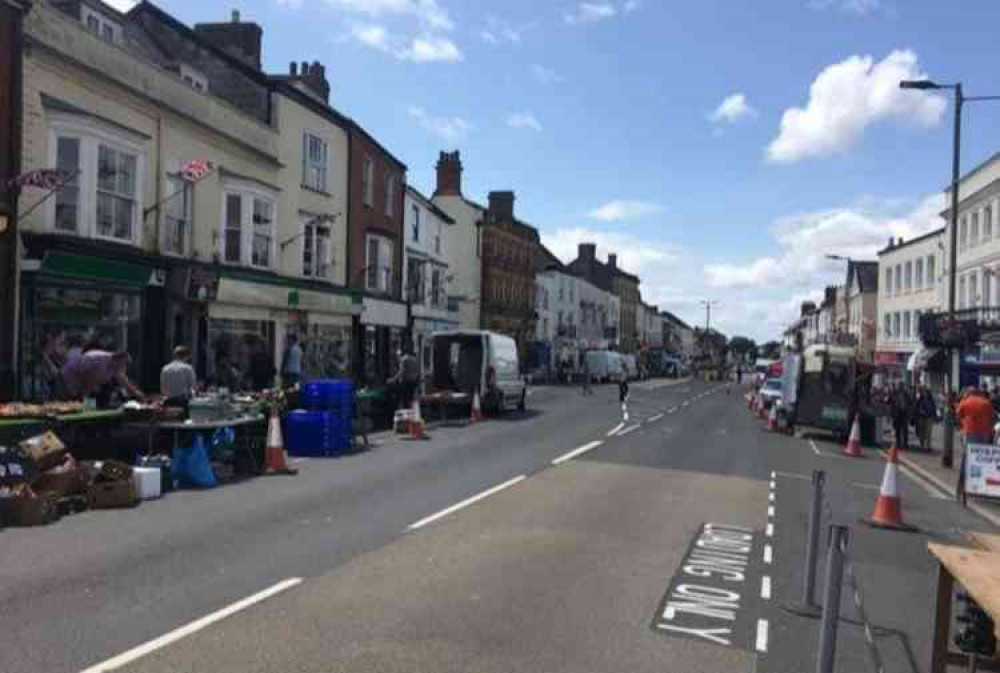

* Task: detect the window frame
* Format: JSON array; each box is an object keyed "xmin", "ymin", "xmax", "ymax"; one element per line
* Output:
[
  {"xmin": 411, "ymin": 203, "xmax": 420, "ymax": 242},
  {"xmin": 927, "ymin": 255, "xmax": 936, "ymax": 286},
  {"xmin": 301, "ymin": 212, "xmax": 333, "ymax": 280},
  {"xmin": 81, "ymin": 4, "xmax": 119, "ymax": 43},
  {"xmin": 218, "ymin": 181, "xmax": 278, "ymax": 270},
  {"xmin": 385, "ymin": 173, "xmax": 396, "ymax": 217},
  {"xmin": 364, "ymin": 233, "xmax": 393, "ymax": 293},
  {"xmin": 46, "ymin": 117, "xmax": 146, "ymax": 246},
  {"xmin": 362, "ymin": 156, "xmax": 374, "ymax": 208},
  {"xmin": 179, "ymin": 64, "xmax": 208, "ymax": 92},
  {"xmin": 302, "ymin": 132, "xmax": 328, "ymax": 193},
  {"xmin": 162, "ymin": 173, "xmax": 192, "ymax": 256}
]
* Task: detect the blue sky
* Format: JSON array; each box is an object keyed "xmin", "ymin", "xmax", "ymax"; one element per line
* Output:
[{"xmin": 112, "ymin": 0, "xmax": 1000, "ymax": 341}]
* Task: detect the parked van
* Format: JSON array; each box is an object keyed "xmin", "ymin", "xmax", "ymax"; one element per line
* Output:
[
  {"xmin": 585, "ymin": 350, "xmax": 623, "ymax": 383},
  {"xmin": 429, "ymin": 330, "xmax": 527, "ymax": 413}
]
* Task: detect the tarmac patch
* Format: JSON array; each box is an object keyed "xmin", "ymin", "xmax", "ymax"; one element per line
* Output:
[{"xmin": 652, "ymin": 522, "xmax": 762, "ymax": 651}]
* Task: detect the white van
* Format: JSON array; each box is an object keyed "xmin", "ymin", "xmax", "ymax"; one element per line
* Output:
[
  {"xmin": 585, "ymin": 350, "xmax": 623, "ymax": 383},
  {"xmin": 430, "ymin": 330, "xmax": 527, "ymax": 413}
]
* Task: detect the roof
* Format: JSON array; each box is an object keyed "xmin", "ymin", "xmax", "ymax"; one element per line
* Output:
[
  {"xmin": 943, "ymin": 150, "xmax": 1000, "ymax": 194},
  {"xmin": 533, "ymin": 242, "xmax": 564, "ymax": 273},
  {"xmin": 876, "ymin": 227, "xmax": 945, "ymax": 256},
  {"xmin": 610, "ymin": 265, "xmax": 639, "ymax": 283},
  {"xmin": 847, "ymin": 260, "xmax": 878, "ymax": 293},
  {"xmin": 406, "ymin": 184, "xmax": 455, "ymax": 224},
  {"xmin": 566, "ymin": 256, "xmax": 612, "ymax": 292},
  {"xmin": 660, "ymin": 310, "xmax": 692, "ymax": 330}
]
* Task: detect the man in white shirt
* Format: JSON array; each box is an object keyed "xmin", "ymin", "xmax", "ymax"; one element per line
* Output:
[
  {"xmin": 161, "ymin": 345, "xmax": 197, "ymax": 406},
  {"xmin": 282, "ymin": 334, "xmax": 303, "ymax": 387}
]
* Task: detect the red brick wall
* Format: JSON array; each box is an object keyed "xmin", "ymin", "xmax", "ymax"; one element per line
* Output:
[{"xmin": 346, "ymin": 129, "xmax": 405, "ymax": 298}]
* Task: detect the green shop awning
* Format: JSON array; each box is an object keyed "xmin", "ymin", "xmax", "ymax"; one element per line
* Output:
[{"xmin": 40, "ymin": 252, "xmax": 152, "ymax": 287}]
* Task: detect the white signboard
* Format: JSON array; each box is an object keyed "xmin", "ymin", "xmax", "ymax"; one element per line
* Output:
[{"xmin": 966, "ymin": 443, "xmax": 1000, "ymax": 498}]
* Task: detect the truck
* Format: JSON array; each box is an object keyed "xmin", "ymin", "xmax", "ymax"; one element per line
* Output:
[{"xmin": 783, "ymin": 344, "xmax": 875, "ymax": 441}]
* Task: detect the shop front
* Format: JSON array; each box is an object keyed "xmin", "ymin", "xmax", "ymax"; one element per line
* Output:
[
  {"xmin": 874, "ymin": 350, "xmax": 910, "ymax": 386},
  {"xmin": 19, "ymin": 248, "xmax": 166, "ymax": 400},
  {"xmin": 355, "ymin": 296, "xmax": 407, "ymax": 388}
]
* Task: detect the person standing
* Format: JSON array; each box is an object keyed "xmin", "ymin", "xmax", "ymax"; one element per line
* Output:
[
  {"xmin": 914, "ymin": 385, "xmax": 937, "ymax": 452},
  {"xmin": 247, "ymin": 339, "xmax": 276, "ymax": 392},
  {"xmin": 161, "ymin": 345, "xmax": 198, "ymax": 409},
  {"xmin": 390, "ymin": 348, "xmax": 421, "ymax": 409},
  {"xmin": 281, "ymin": 334, "xmax": 303, "ymax": 388},
  {"xmin": 956, "ymin": 387, "xmax": 996, "ymax": 504}
]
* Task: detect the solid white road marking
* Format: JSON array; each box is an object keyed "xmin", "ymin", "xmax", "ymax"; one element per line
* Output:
[
  {"xmin": 774, "ymin": 470, "xmax": 810, "ymax": 480},
  {"xmin": 618, "ymin": 424, "xmax": 641, "ymax": 437},
  {"xmin": 760, "ymin": 576, "xmax": 772, "ymax": 600},
  {"xmin": 408, "ymin": 475, "xmax": 527, "ymax": 530},
  {"xmin": 889, "ymin": 453, "xmax": 950, "ymax": 500},
  {"xmin": 770, "ymin": 471, "xmax": 776, "ymax": 479},
  {"xmin": 809, "ymin": 439, "xmax": 821, "ymax": 456},
  {"xmin": 763, "ymin": 544, "xmax": 773, "ymax": 564},
  {"xmin": 79, "ymin": 578, "xmax": 303, "ymax": 673},
  {"xmin": 607, "ymin": 422, "xmax": 625, "ymax": 437},
  {"xmin": 756, "ymin": 619, "xmax": 769, "ymax": 652},
  {"xmin": 647, "ymin": 413, "xmax": 664, "ymax": 423},
  {"xmin": 766, "ymin": 523, "xmax": 774, "ymax": 537},
  {"xmin": 552, "ymin": 440, "xmax": 603, "ymax": 466},
  {"xmin": 767, "ymin": 505, "xmax": 775, "ymax": 518}
]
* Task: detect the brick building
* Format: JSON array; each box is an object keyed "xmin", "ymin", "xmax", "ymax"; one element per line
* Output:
[
  {"xmin": 611, "ymin": 257, "xmax": 641, "ymax": 352},
  {"xmin": 480, "ymin": 190, "xmax": 538, "ymax": 358}
]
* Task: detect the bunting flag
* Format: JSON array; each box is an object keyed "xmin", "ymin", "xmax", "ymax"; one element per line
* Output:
[
  {"xmin": 7, "ymin": 169, "xmax": 72, "ymax": 191},
  {"xmin": 180, "ymin": 159, "xmax": 213, "ymax": 183}
]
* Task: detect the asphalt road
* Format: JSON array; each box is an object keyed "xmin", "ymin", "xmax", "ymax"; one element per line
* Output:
[{"xmin": 3, "ymin": 378, "xmax": 995, "ymax": 673}]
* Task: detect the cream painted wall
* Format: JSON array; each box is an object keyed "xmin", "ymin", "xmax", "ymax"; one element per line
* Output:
[
  {"xmin": 432, "ymin": 194, "xmax": 483, "ymax": 329},
  {"xmin": 271, "ymin": 94, "xmax": 349, "ymax": 284},
  {"xmin": 876, "ymin": 232, "xmax": 943, "ymax": 354}
]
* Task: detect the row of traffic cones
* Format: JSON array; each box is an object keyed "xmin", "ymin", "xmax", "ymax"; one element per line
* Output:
[{"xmin": 406, "ymin": 390, "xmax": 485, "ymax": 441}]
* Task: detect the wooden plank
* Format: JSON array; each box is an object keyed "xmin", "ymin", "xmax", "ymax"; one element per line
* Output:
[
  {"xmin": 932, "ymin": 562, "xmax": 955, "ymax": 673},
  {"xmin": 969, "ymin": 532, "xmax": 1000, "ymax": 554},
  {"xmin": 928, "ymin": 544, "xmax": 1000, "ymax": 626}
]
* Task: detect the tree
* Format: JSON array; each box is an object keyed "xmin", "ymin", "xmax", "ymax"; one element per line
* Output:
[
  {"xmin": 759, "ymin": 341, "xmax": 781, "ymax": 360},
  {"xmin": 728, "ymin": 336, "xmax": 756, "ymax": 358}
]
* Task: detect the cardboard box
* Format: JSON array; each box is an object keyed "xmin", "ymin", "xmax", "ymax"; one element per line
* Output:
[
  {"xmin": 5, "ymin": 494, "xmax": 60, "ymax": 526},
  {"xmin": 87, "ymin": 480, "xmax": 139, "ymax": 509},
  {"xmin": 34, "ymin": 467, "xmax": 91, "ymax": 497},
  {"xmin": 18, "ymin": 432, "xmax": 68, "ymax": 472}
]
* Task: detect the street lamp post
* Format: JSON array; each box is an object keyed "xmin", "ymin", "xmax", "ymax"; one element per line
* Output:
[{"xmin": 899, "ymin": 80, "xmax": 1000, "ymax": 467}]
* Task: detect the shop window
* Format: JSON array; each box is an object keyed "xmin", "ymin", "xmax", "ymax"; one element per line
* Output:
[
  {"xmin": 50, "ymin": 122, "xmax": 145, "ymax": 245},
  {"xmin": 302, "ymin": 323, "xmax": 352, "ymax": 381},
  {"xmin": 163, "ymin": 176, "xmax": 191, "ymax": 256},
  {"xmin": 302, "ymin": 215, "xmax": 332, "ymax": 279},
  {"xmin": 365, "ymin": 234, "xmax": 393, "ymax": 293},
  {"xmin": 207, "ymin": 319, "xmax": 275, "ymax": 391},
  {"xmin": 221, "ymin": 185, "xmax": 277, "ymax": 269}
]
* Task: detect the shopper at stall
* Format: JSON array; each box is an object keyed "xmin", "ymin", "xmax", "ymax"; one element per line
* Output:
[
  {"xmin": 248, "ymin": 339, "xmax": 276, "ymax": 392},
  {"xmin": 62, "ymin": 349, "xmax": 146, "ymax": 407},
  {"xmin": 389, "ymin": 347, "xmax": 421, "ymax": 408},
  {"xmin": 914, "ymin": 385, "xmax": 937, "ymax": 452},
  {"xmin": 161, "ymin": 346, "xmax": 197, "ymax": 408},
  {"xmin": 281, "ymin": 334, "xmax": 303, "ymax": 388}
]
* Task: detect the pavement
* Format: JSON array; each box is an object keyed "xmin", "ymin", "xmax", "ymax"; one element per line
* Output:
[{"xmin": 1, "ymin": 377, "xmax": 996, "ymax": 673}]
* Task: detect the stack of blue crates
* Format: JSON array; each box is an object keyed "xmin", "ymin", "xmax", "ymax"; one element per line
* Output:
[{"xmin": 285, "ymin": 379, "xmax": 354, "ymax": 457}]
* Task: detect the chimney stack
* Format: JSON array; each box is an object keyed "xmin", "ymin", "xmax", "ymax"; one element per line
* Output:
[
  {"xmin": 578, "ymin": 243, "xmax": 596, "ymax": 261},
  {"xmin": 195, "ymin": 11, "xmax": 263, "ymax": 70},
  {"xmin": 608, "ymin": 253, "xmax": 617, "ymax": 269},
  {"xmin": 292, "ymin": 59, "xmax": 331, "ymax": 103},
  {"xmin": 434, "ymin": 151, "xmax": 463, "ymax": 197},
  {"xmin": 488, "ymin": 191, "xmax": 515, "ymax": 220}
]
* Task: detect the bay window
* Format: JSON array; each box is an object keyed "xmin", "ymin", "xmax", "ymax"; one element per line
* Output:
[
  {"xmin": 48, "ymin": 120, "xmax": 145, "ymax": 244},
  {"xmin": 365, "ymin": 234, "xmax": 393, "ymax": 293},
  {"xmin": 302, "ymin": 214, "xmax": 332, "ymax": 279},
  {"xmin": 221, "ymin": 183, "xmax": 277, "ymax": 269}
]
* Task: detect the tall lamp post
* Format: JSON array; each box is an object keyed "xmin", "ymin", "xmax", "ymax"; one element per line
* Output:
[{"xmin": 899, "ymin": 79, "xmax": 1000, "ymax": 468}]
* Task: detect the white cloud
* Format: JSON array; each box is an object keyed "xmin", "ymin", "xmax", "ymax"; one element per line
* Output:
[
  {"xmin": 766, "ymin": 49, "xmax": 946, "ymax": 163},
  {"xmin": 103, "ymin": 0, "xmax": 138, "ymax": 10},
  {"xmin": 564, "ymin": 2, "xmax": 617, "ymax": 24},
  {"xmin": 349, "ymin": 23, "xmax": 462, "ymax": 62},
  {"xmin": 532, "ymin": 65, "xmax": 563, "ymax": 84},
  {"xmin": 709, "ymin": 93, "xmax": 757, "ymax": 125},
  {"xmin": 808, "ymin": 0, "xmax": 886, "ymax": 16},
  {"xmin": 325, "ymin": 0, "xmax": 454, "ymax": 30},
  {"xmin": 479, "ymin": 16, "xmax": 532, "ymax": 45},
  {"xmin": 587, "ymin": 200, "xmax": 664, "ymax": 221},
  {"xmin": 507, "ymin": 112, "xmax": 543, "ymax": 132},
  {"xmin": 408, "ymin": 106, "xmax": 471, "ymax": 143},
  {"xmin": 623, "ymin": 0, "xmax": 641, "ymax": 13}
]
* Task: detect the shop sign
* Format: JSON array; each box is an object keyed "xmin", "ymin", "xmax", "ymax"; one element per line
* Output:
[
  {"xmin": 965, "ymin": 443, "xmax": 1000, "ymax": 498},
  {"xmin": 874, "ymin": 351, "xmax": 907, "ymax": 367},
  {"xmin": 187, "ymin": 267, "xmax": 219, "ymax": 302}
]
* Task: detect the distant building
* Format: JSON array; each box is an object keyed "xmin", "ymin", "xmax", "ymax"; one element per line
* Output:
[{"xmin": 845, "ymin": 260, "xmax": 879, "ymax": 363}]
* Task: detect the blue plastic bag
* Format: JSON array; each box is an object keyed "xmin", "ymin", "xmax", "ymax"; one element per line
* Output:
[{"xmin": 172, "ymin": 434, "xmax": 217, "ymax": 489}]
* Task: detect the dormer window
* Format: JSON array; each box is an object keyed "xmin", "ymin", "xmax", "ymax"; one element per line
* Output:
[
  {"xmin": 180, "ymin": 64, "xmax": 208, "ymax": 92},
  {"xmin": 81, "ymin": 5, "xmax": 120, "ymax": 44}
]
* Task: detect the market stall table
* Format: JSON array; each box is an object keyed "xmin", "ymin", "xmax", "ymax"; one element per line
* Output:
[
  {"xmin": 929, "ymin": 543, "xmax": 1000, "ymax": 672},
  {"xmin": 157, "ymin": 415, "xmax": 267, "ymax": 476}
]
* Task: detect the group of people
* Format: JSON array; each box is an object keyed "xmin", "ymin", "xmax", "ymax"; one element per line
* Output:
[{"xmin": 872, "ymin": 383, "xmax": 939, "ymax": 451}]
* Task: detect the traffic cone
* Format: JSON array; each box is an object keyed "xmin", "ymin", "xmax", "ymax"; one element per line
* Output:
[
  {"xmin": 863, "ymin": 446, "xmax": 917, "ymax": 531},
  {"xmin": 843, "ymin": 414, "xmax": 863, "ymax": 458},
  {"xmin": 406, "ymin": 398, "xmax": 429, "ymax": 440},
  {"xmin": 768, "ymin": 404, "xmax": 779, "ymax": 432},
  {"xmin": 469, "ymin": 391, "xmax": 483, "ymax": 423},
  {"xmin": 265, "ymin": 407, "xmax": 297, "ymax": 475}
]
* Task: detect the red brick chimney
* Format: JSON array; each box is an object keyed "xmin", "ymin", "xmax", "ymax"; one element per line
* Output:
[
  {"xmin": 488, "ymin": 191, "xmax": 515, "ymax": 219},
  {"xmin": 434, "ymin": 151, "xmax": 463, "ymax": 197}
]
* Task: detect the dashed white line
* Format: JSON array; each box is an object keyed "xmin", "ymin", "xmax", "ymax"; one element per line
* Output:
[
  {"xmin": 763, "ymin": 544, "xmax": 773, "ymax": 564},
  {"xmin": 79, "ymin": 577, "xmax": 303, "ymax": 673},
  {"xmin": 756, "ymin": 619, "xmax": 769, "ymax": 652},
  {"xmin": 607, "ymin": 422, "xmax": 625, "ymax": 437},
  {"xmin": 618, "ymin": 424, "xmax": 641, "ymax": 437},
  {"xmin": 809, "ymin": 439, "xmax": 821, "ymax": 456},
  {"xmin": 769, "ymin": 480, "xmax": 776, "ymax": 490},
  {"xmin": 682, "ymin": 401, "xmax": 690, "ymax": 407},
  {"xmin": 760, "ymin": 576, "xmax": 772, "ymax": 600},
  {"xmin": 767, "ymin": 505, "xmax": 775, "ymax": 518},
  {"xmin": 770, "ymin": 471, "xmax": 776, "ymax": 479},
  {"xmin": 552, "ymin": 440, "xmax": 604, "ymax": 466},
  {"xmin": 768, "ymin": 492, "xmax": 775, "ymax": 502},
  {"xmin": 668, "ymin": 407, "xmax": 677, "ymax": 413},
  {"xmin": 408, "ymin": 475, "xmax": 527, "ymax": 530},
  {"xmin": 766, "ymin": 522, "xmax": 774, "ymax": 537},
  {"xmin": 647, "ymin": 413, "xmax": 664, "ymax": 423}
]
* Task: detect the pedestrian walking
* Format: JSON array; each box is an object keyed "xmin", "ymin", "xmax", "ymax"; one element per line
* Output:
[
  {"xmin": 890, "ymin": 383, "xmax": 913, "ymax": 451},
  {"xmin": 581, "ymin": 354, "xmax": 593, "ymax": 395},
  {"xmin": 914, "ymin": 385, "xmax": 937, "ymax": 452},
  {"xmin": 389, "ymin": 348, "xmax": 421, "ymax": 409},
  {"xmin": 956, "ymin": 386, "xmax": 996, "ymax": 505}
]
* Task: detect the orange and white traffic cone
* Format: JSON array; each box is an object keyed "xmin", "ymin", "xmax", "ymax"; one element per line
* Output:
[
  {"xmin": 406, "ymin": 398, "xmax": 429, "ymax": 440},
  {"xmin": 768, "ymin": 404, "xmax": 779, "ymax": 432},
  {"xmin": 469, "ymin": 391, "xmax": 483, "ymax": 423},
  {"xmin": 265, "ymin": 407, "xmax": 297, "ymax": 475},
  {"xmin": 863, "ymin": 446, "xmax": 917, "ymax": 531},
  {"xmin": 843, "ymin": 414, "xmax": 863, "ymax": 458}
]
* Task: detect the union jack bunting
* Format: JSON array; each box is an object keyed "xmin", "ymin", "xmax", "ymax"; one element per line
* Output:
[
  {"xmin": 7, "ymin": 169, "xmax": 72, "ymax": 190},
  {"xmin": 180, "ymin": 159, "xmax": 213, "ymax": 182}
]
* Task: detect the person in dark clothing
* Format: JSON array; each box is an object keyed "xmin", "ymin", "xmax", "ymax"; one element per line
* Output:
[
  {"xmin": 914, "ymin": 385, "xmax": 937, "ymax": 451},
  {"xmin": 891, "ymin": 383, "xmax": 913, "ymax": 450},
  {"xmin": 248, "ymin": 340, "xmax": 276, "ymax": 392}
]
